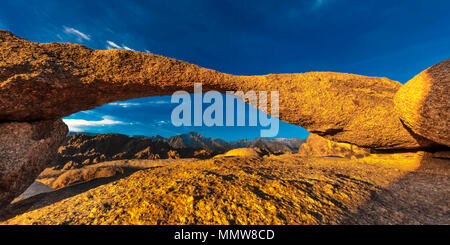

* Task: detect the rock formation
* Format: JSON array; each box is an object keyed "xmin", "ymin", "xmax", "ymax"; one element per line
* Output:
[
  {"xmin": 0, "ymin": 30, "xmax": 438, "ymax": 150},
  {"xmin": 431, "ymin": 151, "xmax": 450, "ymax": 159},
  {"xmin": 0, "ymin": 30, "xmax": 448, "ymax": 208},
  {"xmin": 51, "ymin": 166, "xmax": 124, "ymax": 190},
  {"xmin": 214, "ymin": 148, "xmax": 264, "ymax": 158},
  {"xmin": 394, "ymin": 59, "xmax": 450, "ymax": 147},
  {"xmin": 298, "ymin": 133, "xmax": 371, "ymax": 159},
  {"xmin": 0, "ymin": 119, "xmax": 67, "ymax": 208}
]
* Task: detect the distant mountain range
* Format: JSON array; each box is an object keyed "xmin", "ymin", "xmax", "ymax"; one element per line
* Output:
[
  {"xmin": 155, "ymin": 132, "xmax": 305, "ymax": 153},
  {"xmin": 57, "ymin": 132, "xmax": 305, "ymax": 169}
]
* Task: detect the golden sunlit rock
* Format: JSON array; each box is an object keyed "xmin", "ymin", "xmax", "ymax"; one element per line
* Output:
[
  {"xmin": 214, "ymin": 148, "xmax": 263, "ymax": 158},
  {"xmin": 298, "ymin": 133, "xmax": 371, "ymax": 159},
  {"xmin": 0, "ymin": 30, "xmax": 448, "ymax": 222},
  {"xmin": 394, "ymin": 59, "xmax": 450, "ymax": 147},
  {"xmin": 51, "ymin": 166, "xmax": 125, "ymax": 190},
  {"xmin": 0, "ymin": 30, "xmax": 439, "ymax": 150},
  {"xmin": 2, "ymin": 153, "xmax": 447, "ymax": 225}
]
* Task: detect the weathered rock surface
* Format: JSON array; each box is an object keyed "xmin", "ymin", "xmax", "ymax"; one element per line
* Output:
[
  {"xmin": 298, "ymin": 133, "xmax": 371, "ymax": 159},
  {"xmin": 2, "ymin": 153, "xmax": 448, "ymax": 225},
  {"xmin": 34, "ymin": 158, "xmax": 184, "ymax": 191},
  {"xmin": 214, "ymin": 148, "xmax": 264, "ymax": 158},
  {"xmin": 0, "ymin": 30, "xmax": 439, "ymax": 149},
  {"xmin": 0, "ymin": 119, "xmax": 67, "ymax": 208},
  {"xmin": 430, "ymin": 150, "xmax": 450, "ymax": 159},
  {"xmin": 394, "ymin": 59, "xmax": 450, "ymax": 147},
  {"xmin": 51, "ymin": 166, "xmax": 124, "ymax": 190}
]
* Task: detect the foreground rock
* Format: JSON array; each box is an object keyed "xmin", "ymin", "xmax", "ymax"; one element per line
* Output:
[
  {"xmin": 36, "ymin": 158, "xmax": 194, "ymax": 191},
  {"xmin": 0, "ymin": 119, "xmax": 67, "ymax": 208},
  {"xmin": 299, "ymin": 134, "xmax": 371, "ymax": 159},
  {"xmin": 2, "ymin": 153, "xmax": 448, "ymax": 225},
  {"xmin": 51, "ymin": 166, "xmax": 124, "ymax": 190},
  {"xmin": 394, "ymin": 59, "xmax": 450, "ymax": 147},
  {"xmin": 0, "ymin": 30, "xmax": 438, "ymax": 150}
]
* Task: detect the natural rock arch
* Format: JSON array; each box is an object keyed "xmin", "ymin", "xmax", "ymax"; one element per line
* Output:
[
  {"xmin": 0, "ymin": 30, "xmax": 438, "ymax": 149},
  {"xmin": 0, "ymin": 30, "xmax": 446, "ymax": 209}
]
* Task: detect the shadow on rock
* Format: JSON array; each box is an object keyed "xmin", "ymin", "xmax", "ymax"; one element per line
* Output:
[{"xmin": 340, "ymin": 152, "xmax": 450, "ymax": 224}]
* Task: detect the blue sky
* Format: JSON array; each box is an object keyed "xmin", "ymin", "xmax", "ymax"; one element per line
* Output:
[
  {"xmin": 1, "ymin": 0, "xmax": 449, "ymax": 140},
  {"xmin": 63, "ymin": 94, "xmax": 308, "ymax": 141}
]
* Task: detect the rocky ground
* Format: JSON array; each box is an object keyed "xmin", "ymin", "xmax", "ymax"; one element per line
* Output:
[{"xmin": 1, "ymin": 152, "xmax": 448, "ymax": 225}]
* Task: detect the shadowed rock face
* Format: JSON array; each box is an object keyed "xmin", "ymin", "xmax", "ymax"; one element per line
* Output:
[
  {"xmin": 0, "ymin": 119, "xmax": 67, "ymax": 208},
  {"xmin": 0, "ymin": 30, "xmax": 439, "ymax": 149},
  {"xmin": 394, "ymin": 59, "xmax": 450, "ymax": 147}
]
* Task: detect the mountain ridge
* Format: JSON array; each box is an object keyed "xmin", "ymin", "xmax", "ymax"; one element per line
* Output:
[
  {"xmin": 55, "ymin": 131, "xmax": 305, "ymax": 170},
  {"xmin": 69, "ymin": 131, "xmax": 305, "ymax": 153}
]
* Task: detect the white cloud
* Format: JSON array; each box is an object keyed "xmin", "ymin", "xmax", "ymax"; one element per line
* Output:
[
  {"xmin": 63, "ymin": 26, "xmax": 90, "ymax": 41},
  {"xmin": 106, "ymin": 40, "xmax": 122, "ymax": 49},
  {"xmin": 108, "ymin": 100, "xmax": 169, "ymax": 108},
  {"xmin": 63, "ymin": 116, "xmax": 127, "ymax": 132},
  {"xmin": 122, "ymin": 46, "xmax": 134, "ymax": 51},
  {"xmin": 154, "ymin": 120, "xmax": 170, "ymax": 126},
  {"xmin": 106, "ymin": 40, "xmax": 135, "ymax": 51},
  {"xmin": 108, "ymin": 102, "xmax": 142, "ymax": 108}
]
